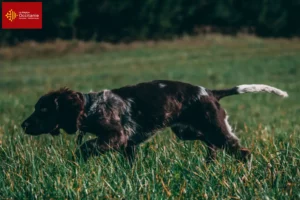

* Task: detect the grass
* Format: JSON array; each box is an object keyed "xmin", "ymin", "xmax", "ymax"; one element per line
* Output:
[{"xmin": 0, "ymin": 35, "xmax": 299, "ymax": 199}]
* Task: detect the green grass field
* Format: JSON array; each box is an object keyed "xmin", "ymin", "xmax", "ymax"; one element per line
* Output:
[{"xmin": 0, "ymin": 35, "xmax": 299, "ymax": 199}]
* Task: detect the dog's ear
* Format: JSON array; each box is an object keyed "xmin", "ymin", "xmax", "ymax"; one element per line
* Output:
[{"xmin": 55, "ymin": 88, "xmax": 84, "ymax": 134}]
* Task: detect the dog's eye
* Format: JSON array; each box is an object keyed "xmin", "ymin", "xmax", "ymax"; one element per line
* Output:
[{"xmin": 40, "ymin": 108, "xmax": 48, "ymax": 112}]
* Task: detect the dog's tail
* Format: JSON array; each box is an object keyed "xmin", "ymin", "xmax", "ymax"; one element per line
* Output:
[{"xmin": 211, "ymin": 84, "xmax": 288, "ymax": 100}]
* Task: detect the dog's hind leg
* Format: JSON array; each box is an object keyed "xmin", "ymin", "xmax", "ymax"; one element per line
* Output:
[
  {"xmin": 222, "ymin": 112, "xmax": 251, "ymax": 162},
  {"xmin": 180, "ymin": 100, "xmax": 251, "ymax": 163},
  {"xmin": 171, "ymin": 125, "xmax": 217, "ymax": 163},
  {"xmin": 171, "ymin": 124, "xmax": 205, "ymax": 140},
  {"xmin": 195, "ymin": 102, "xmax": 251, "ymax": 163}
]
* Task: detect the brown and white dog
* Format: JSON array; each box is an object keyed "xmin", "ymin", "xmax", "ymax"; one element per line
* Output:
[{"xmin": 21, "ymin": 80, "xmax": 288, "ymax": 164}]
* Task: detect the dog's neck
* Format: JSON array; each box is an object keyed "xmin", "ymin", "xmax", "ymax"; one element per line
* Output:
[
  {"xmin": 82, "ymin": 93, "xmax": 92, "ymax": 112},
  {"xmin": 77, "ymin": 93, "xmax": 95, "ymax": 133}
]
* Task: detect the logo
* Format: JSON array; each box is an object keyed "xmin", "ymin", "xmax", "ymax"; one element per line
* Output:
[
  {"xmin": 2, "ymin": 2, "xmax": 42, "ymax": 29},
  {"xmin": 5, "ymin": 9, "xmax": 18, "ymax": 22}
]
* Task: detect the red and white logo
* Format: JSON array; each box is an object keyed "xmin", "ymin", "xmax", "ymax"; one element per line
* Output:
[{"xmin": 2, "ymin": 2, "xmax": 42, "ymax": 29}]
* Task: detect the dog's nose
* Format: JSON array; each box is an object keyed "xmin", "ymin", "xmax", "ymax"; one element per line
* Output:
[{"xmin": 21, "ymin": 121, "xmax": 30, "ymax": 129}]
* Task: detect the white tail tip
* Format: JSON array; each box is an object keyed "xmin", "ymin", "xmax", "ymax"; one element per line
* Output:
[{"xmin": 237, "ymin": 84, "xmax": 288, "ymax": 98}]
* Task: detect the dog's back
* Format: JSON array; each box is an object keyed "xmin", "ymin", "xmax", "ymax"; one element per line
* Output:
[{"xmin": 111, "ymin": 80, "xmax": 209, "ymax": 129}]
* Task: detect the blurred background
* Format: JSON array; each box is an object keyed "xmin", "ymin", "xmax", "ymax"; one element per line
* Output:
[{"xmin": 1, "ymin": 0, "xmax": 300, "ymax": 45}]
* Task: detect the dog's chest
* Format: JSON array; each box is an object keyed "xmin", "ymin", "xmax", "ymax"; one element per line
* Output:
[{"xmin": 80, "ymin": 91, "xmax": 131, "ymax": 133}]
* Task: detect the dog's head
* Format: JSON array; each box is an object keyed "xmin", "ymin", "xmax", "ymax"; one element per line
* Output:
[{"xmin": 21, "ymin": 88, "xmax": 84, "ymax": 136}]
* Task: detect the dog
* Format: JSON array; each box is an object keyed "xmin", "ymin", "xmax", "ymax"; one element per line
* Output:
[{"xmin": 21, "ymin": 80, "xmax": 288, "ymax": 164}]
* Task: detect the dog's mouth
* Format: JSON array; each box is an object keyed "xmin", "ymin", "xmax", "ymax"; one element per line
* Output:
[
  {"xmin": 24, "ymin": 124, "xmax": 60, "ymax": 135},
  {"xmin": 23, "ymin": 126, "xmax": 44, "ymax": 135},
  {"xmin": 23, "ymin": 124, "xmax": 60, "ymax": 136}
]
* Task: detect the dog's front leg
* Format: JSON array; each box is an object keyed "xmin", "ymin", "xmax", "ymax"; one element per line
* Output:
[
  {"xmin": 122, "ymin": 145, "xmax": 137, "ymax": 167},
  {"xmin": 205, "ymin": 144, "xmax": 217, "ymax": 164},
  {"xmin": 76, "ymin": 131, "xmax": 86, "ymax": 145},
  {"xmin": 76, "ymin": 138, "xmax": 109, "ymax": 162},
  {"xmin": 76, "ymin": 132, "xmax": 128, "ymax": 162}
]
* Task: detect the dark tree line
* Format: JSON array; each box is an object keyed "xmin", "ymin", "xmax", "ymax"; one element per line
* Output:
[{"xmin": 1, "ymin": 0, "xmax": 300, "ymax": 45}]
